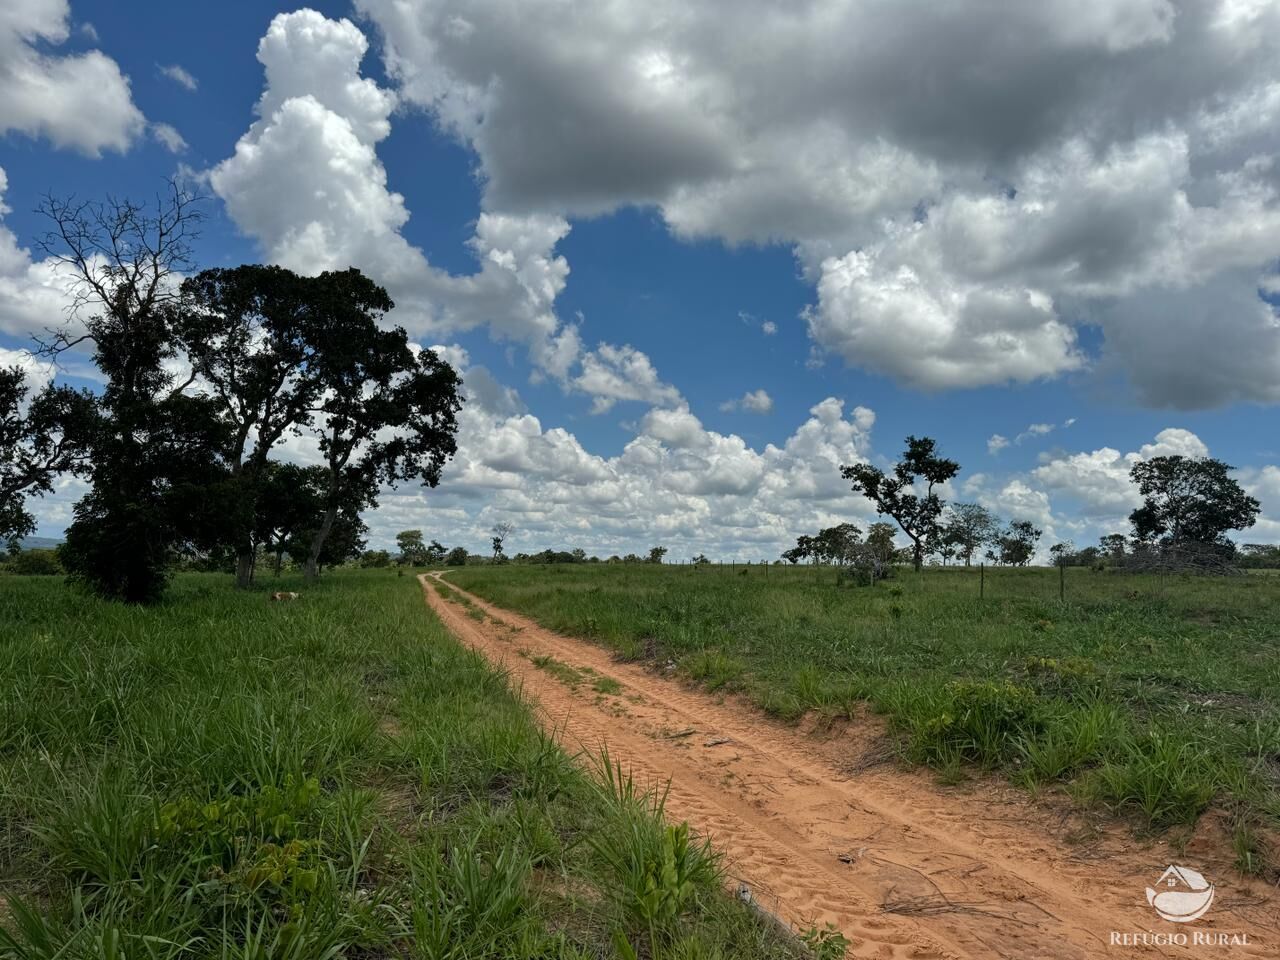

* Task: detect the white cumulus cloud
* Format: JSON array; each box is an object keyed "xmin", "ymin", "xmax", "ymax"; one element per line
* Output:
[
  {"xmin": 0, "ymin": 0, "xmax": 145, "ymax": 154},
  {"xmin": 353, "ymin": 0, "xmax": 1280, "ymax": 405},
  {"xmin": 720, "ymin": 389, "xmax": 773, "ymax": 414}
]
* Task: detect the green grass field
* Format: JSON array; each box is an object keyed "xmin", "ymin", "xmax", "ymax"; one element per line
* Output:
[
  {"xmin": 0, "ymin": 571, "xmax": 804, "ymax": 960},
  {"xmin": 447, "ymin": 563, "xmax": 1280, "ymax": 870}
]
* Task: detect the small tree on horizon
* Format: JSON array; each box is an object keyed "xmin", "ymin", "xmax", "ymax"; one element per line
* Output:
[
  {"xmin": 491, "ymin": 521, "xmax": 514, "ymax": 562},
  {"xmin": 647, "ymin": 546, "xmax": 667, "ymax": 564},
  {"xmin": 814, "ymin": 523, "xmax": 862, "ymax": 565},
  {"xmin": 254, "ymin": 460, "xmax": 328, "ymax": 576},
  {"xmin": 996, "ymin": 520, "xmax": 1042, "ymax": 566},
  {"xmin": 782, "ymin": 534, "xmax": 814, "ymax": 564},
  {"xmin": 865, "ymin": 522, "xmax": 898, "ymax": 568},
  {"xmin": 1049, "ymin": 540, "xmax": 1076, "ymax": 568}
]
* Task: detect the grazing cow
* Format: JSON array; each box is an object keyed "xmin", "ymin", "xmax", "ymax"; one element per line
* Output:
[{"xmin": 270, "ymin": 591, "xmax": 300, "ymax": 602}]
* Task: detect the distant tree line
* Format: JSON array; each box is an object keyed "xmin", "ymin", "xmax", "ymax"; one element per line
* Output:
[
  {"xmin": 375, "ymin": 535, "xmax": 679, "ymax": 568},
  {"xmin": 834, "ymin": 434, "xmax": 1260, "ymax": 576},
  {"xmin": 1, "ymin": 186, "xmax": 462, "ymax": 603}
]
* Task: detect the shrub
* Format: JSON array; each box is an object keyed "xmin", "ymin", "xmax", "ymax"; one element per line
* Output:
[
  {"xmin": 892, "ymin": 679, "xmax": 1045, "ymax": 768},
  {"xmin": 8, "ymin": 548, "xmax": 62, "ymax": 575}
]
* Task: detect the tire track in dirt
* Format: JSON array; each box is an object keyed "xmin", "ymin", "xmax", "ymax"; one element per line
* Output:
[{"xmin": 419, "ymin": 574, "xmax": 1276, "ymax": 959}]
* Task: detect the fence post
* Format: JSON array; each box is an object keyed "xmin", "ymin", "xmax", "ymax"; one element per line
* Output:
[{"xmin": 980, "ymin": 562, "xmax": 985, "ymax": 600}]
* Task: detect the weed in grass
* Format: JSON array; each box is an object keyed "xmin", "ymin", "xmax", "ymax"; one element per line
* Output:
[
  {"xmin": 589, "ymin": 752, "xmax": 721, "ymax": 956},
  {"xmin": 1015, "ymin": 703, "xmax": 1126, "ymax": 785},
  {"xmin": 1023, "ymin": 656, "xmax": 1103, "ymax": 702},
  {"xmin": 755, "ymin": 687, "xmax": 807, "ymax": 722},
  {"xmin": 788, "ymin": 664, "xmax": 832, "ymax": 709},
  {"xmin": 886, "ymin": 678, "xmax": 1044, "ymax": 769},
  {"xmin": 681, "ymin": 651, "xmax": 744, "ymax": 693},
  {"xmin": 801, "ymin": 923, "xmax": 852, "ymax": 960},
  {"xmin": 1081, "ymin": 732, "xmax": 1217, "ymax": 827},
  {"xmin": 530, "ymin": 654, "xmax": 585, "ymax": 688},
  {"xmin": 1231, "ymin": 817, "xmax": 1270, "ymax": 875},
  {"xmin": 406, "ymin": 838, "xmax": 538, "ymax": 959},
  {"xmin": 613, "ymin": 637, "xmax": 646, "ymax": 662}
]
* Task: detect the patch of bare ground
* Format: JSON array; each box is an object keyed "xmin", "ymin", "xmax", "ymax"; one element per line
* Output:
[{"xmin": 421, "ymin": 574, "xmax": 1280, "ymax": 959}]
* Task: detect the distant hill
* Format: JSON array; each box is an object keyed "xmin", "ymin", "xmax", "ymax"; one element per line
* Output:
[{"xmin": 15, "ymin": 536, "xmax": 63, "ymax": 551}]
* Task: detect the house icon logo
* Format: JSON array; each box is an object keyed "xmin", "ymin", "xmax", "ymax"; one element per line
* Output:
[{"xmin": 1146, "ymin": 865, "xmax": 1215, "ymax": 923}]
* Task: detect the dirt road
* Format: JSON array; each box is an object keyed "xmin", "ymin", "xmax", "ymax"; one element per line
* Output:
[{"xmin": 420, "ymin": 574, "xmax": 1276, "ymax": 959}]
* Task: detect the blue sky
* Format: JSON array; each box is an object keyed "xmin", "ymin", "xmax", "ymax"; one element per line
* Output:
[{"xmin": 2, "ymin": 1, "xmax": 1279, "ymax": 558}]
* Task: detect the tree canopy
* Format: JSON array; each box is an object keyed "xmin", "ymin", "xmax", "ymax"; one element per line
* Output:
[
  {"xmin": 0, "ymin": 367, "xmax": 98, "ymax": 547},
  {"xmin": 299, "ymin": 271, "xmax": 463, "ymax": 580},
  {"xmin": 175, "ymin": 264, "xmax": 329, "ymax": 586},
  {"xmin": 941, "ymin": 503, "xmax": 999, "ymax": 567},
  {"xmin": 841, "ymin": 436, "xmax": 960, "ymax": 572},
  {"xmin": 13, "ymin": 185, "xmax": 464, "ymax": 602},
  {"xmin": 1129, "ymin": 456, "xmax": 1259, "ymax": 548}
]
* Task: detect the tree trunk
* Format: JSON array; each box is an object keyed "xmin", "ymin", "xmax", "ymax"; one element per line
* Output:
[
  {"xmin": 274, "ymin": 548, "xmax": 284, "ymax": 576},
  {"xmin": 913, "ymin": 541, "xmax": 924, "ymax": 573},
  {"xmin": 304, "ymin": 505, "xmax": 337, "ymax": 582},
  {"xmin": 235, "ymin": 547, "xmax": 254, "ymax": 589}
]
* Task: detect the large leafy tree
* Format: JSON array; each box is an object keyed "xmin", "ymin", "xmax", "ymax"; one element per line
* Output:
[
  {"xmin": 34, "ymin": 186, "xmax": 230, "ymax": 603},
  {"xmin": 0, "ymin": 367, "xmax": 99, "ymax": 547},
  {"xmin": 1129, "ymin": 456, "xmax": 1259, "ymax": 548},
  {"xmin": 1099, "ymin": 533, "xmax": 1128, "ymax": 562},
  {"xmin": 941, "ymin": 503, "xmax": 1000, "ymax": 567},
  {"xmin": 841, "ymin": 436, "xmax": 960, "ymax": 572},
  {"xmin": 782, "ymin": 534, "xmax": 814, "ymax": 564},
  {"xmin": 865, "ymin": 522, "xmax": 899, "ymax": 566},
  {"xmin": 174, "ymin": 265, "xmax": 326, "ymax": 587},
  {"xmin": 301, "ymin": 271, "xmax": 462, "ymax": 580},
  {"xmin": 994, "ymin": 520, "xmax": 1042, "ymax": 566},
  {"xmin": 396, "ymin": 529, "xmax": 428, "ymax": 566},
  {"xmin": 814, "ymin": 523, "xmax": 862, "ymax": 565},
  {"xmin": 426, "ymin": 539, "xmax": 447, "ymax": 564}
]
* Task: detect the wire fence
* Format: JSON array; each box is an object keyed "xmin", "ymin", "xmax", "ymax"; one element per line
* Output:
[{"xmin": 657, "ymin": 557, "xmax": 1279, "ymax": 603}]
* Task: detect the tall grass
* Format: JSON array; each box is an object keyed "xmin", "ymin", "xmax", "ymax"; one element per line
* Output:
[
  {"xmin": 448, "ymin": 564, "xmax": 1280, "ymax": 860},
  {"xmin": 0, "ymin": 572, "xmax": 802, "ymax": 959}
]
